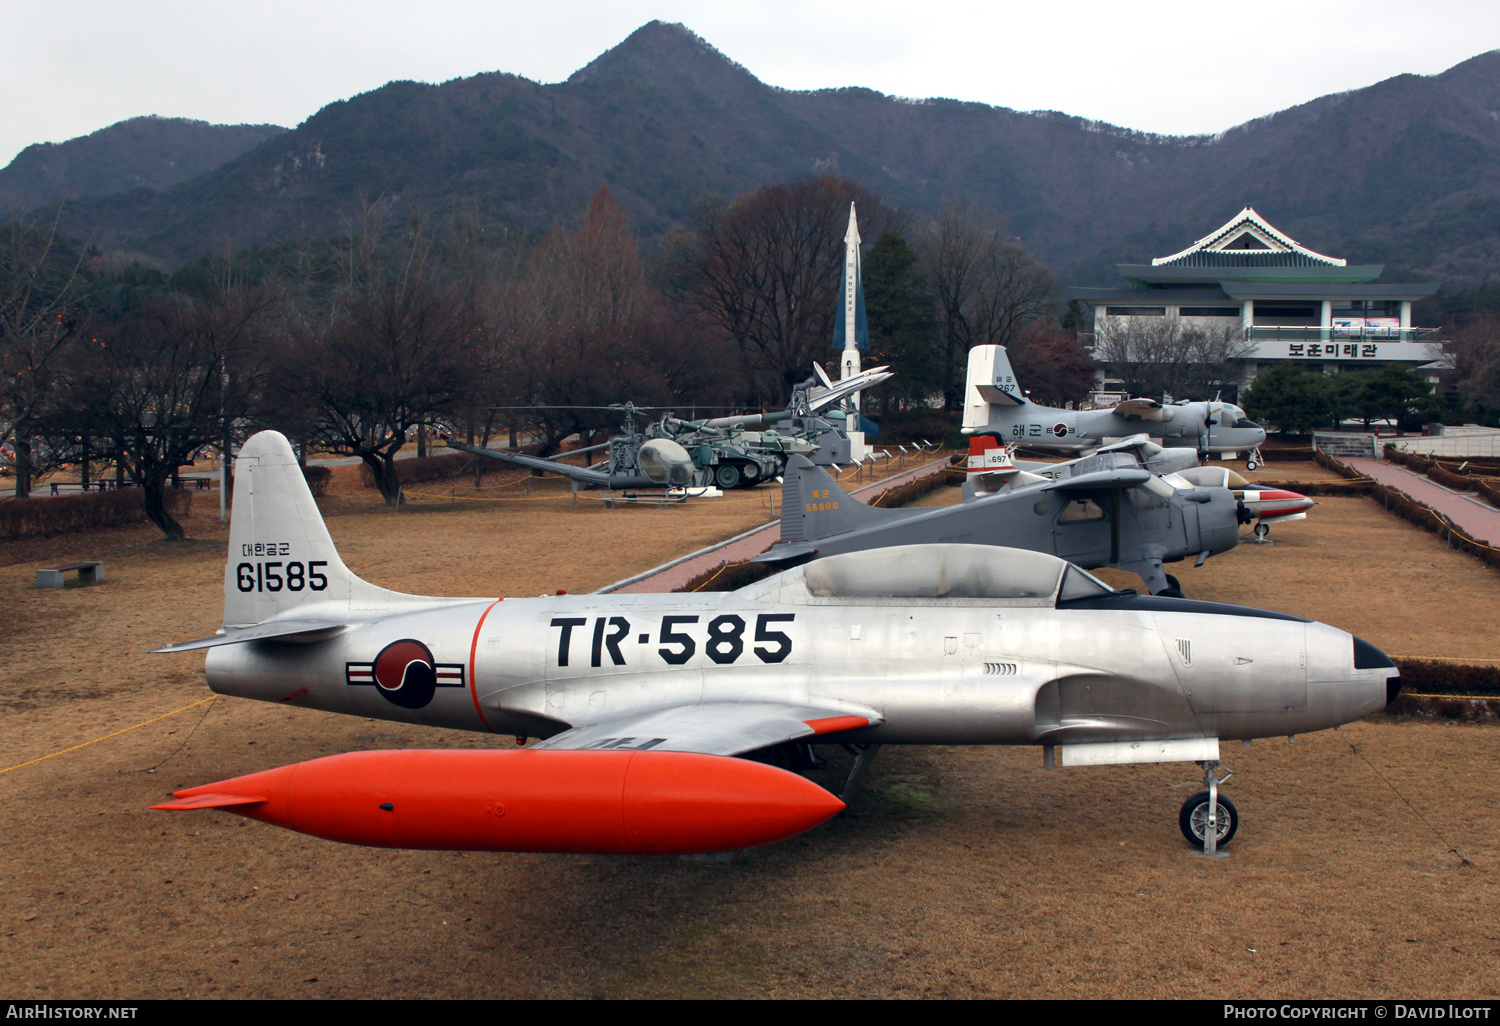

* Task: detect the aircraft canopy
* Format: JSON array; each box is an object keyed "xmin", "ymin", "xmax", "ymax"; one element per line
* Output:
[{"xmin": 803, "ymin": 544, "xmax": 1069, "ymax": 602}]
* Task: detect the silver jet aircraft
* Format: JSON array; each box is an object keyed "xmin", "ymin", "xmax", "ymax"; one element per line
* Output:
[
  {"xmin": 150, "ymin": 431, "xmax": 1397, "ymax": 855},
  {"xmin": 964, "ymin": 344, "xmax": 1268, "ymax": 468}
]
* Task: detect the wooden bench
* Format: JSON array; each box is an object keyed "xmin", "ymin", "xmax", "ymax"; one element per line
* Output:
[{"xmin": 36, "ymin": 561, "xmax": 105, "ymax": 588}]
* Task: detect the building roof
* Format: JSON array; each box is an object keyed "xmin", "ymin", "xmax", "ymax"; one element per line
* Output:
[
  {"xmin": 1151, "ymin": 207, "xmax": 1346, "ymax": 268},
  {"xmin": 1070, "ymin": 287, "xmax": 1234, "ymax": 305},
  {"xmin": 1117, "ymin": 263, "xmax": 1386, "ymax": 286},
  {"xmin": 1220, "ymin": 281, "xmax": 1440, "ymax": 300}
]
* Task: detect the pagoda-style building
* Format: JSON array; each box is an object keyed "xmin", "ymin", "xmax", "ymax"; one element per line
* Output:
[{"xmin": 1070, "ymin": 208, "xmax": 1446, "ymax": 393}]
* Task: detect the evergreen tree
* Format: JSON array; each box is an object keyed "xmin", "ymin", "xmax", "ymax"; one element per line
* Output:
[
  {"xmin": 1242, "ymin": 365, "xmax": 1339, "ymax": 436},
  {"xmin": 862, "ymin": 230, "xmax": 938, "ymax": 415}
]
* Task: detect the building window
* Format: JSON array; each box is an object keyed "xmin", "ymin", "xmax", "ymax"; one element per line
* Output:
[
  {"xmin": 1253, "ymin": 302, "xmax": 1319, "ymax": 326},
  {"xmin": 1179, "ymin": 307, "xmax": 1241, "ymax": 317},
  {"xmin": 1105, "ymin": 306, "xmax": 1166, "ymax": 316}
]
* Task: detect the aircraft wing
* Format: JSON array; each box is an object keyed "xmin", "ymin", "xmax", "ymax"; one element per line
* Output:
[
  {"xmin": 1112, "ymin": 399, "xmax": 1168, "ymax": 421},
  {"xmin": 1040, "ymin": 468, "xmax": 1153, "ymax": 493},
  {"xmin": 149, "ymin": 618, "xmax": 349, "ymax": 653},
  {"xmin": 444, "ymin": 441, "xmax": 612, "ymax": 485},
  {"xmin": 1092, "ymin": 433, "xmax": 1155, "ymax": 454},
  {"xmin": 529, "ymin": 701, "xmax": 881, "ymax": 756}
]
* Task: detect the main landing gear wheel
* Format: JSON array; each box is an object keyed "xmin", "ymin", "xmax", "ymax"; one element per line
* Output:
[
  {"xmin": 1253, "ymin": 522, "xmax": 1271, "ymax": 541},
  {"xmin": 714, "ymin": 463, "xmax": 742, "ymax": 489},
  {"xmin": 1180, "ymin": 791, "xmax": 1239, "ymax": 850},
  {"xmin": 1165, "ymin": 574, "xmax": 1182, "ymax": 592}
]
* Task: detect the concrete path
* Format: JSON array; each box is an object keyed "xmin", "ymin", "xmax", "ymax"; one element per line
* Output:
[
  {"xmin": 601, "ymin": 455, "xmax": 954, "ymax": 594},
  {"xmin": 1345, "ymin": 457, "xmax": 1500, "ymax": 545}
]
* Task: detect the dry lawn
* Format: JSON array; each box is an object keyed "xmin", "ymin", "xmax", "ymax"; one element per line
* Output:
[{"xmin": 1, "ymin": 462, "xmax": 1498, "ymax": 999}]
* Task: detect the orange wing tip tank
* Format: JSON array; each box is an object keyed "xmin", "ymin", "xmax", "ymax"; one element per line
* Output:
[{"xmin": 150, "ymin": 749, "xmax": 845, "ymax": 856}]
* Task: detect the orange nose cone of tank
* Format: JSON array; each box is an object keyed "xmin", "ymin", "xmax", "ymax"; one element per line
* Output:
[
  {"xmin": 622, "ymin": 752, "xmax": 847, "ymax": 855},
  {"xmin": 151, "ymin": 749, "xmax": 845, "ymax": 856}
]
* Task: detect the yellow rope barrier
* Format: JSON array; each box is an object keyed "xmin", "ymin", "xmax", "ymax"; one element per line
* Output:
[
  {"xmin": 1401, "ymin": 693, "xmax": 1500, "ymax": 700},
  {"xmin": 690, "ymin": 562, "xmax": 736, "ymax": 592},
  {"xmin": 0, "ymin": 696, "xmax": 216, "ymax": 777}
]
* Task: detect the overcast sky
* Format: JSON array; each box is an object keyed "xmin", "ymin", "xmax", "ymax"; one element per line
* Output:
[{"xmin": 2, "ymin": 1, "xmax": 1497, "ymax": 167}]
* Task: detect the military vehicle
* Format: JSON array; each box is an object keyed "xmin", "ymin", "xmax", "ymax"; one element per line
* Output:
[{"xmin": 450, "ymin": 366, "xmax": 893, "ymax": 491}]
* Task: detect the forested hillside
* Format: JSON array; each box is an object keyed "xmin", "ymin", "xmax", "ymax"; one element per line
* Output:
[
  {"xmin": 27, "ymin": 24, "xmax": 1500, "ymax": 284},
  {"xmin": 0, "ymin": 117, "xmax": 285, "ymax": 212}
]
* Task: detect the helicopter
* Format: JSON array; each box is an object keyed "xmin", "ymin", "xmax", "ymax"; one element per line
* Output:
[{"xmin": 448, "ymin": 365, "xmax": 893, "ymax": 492}]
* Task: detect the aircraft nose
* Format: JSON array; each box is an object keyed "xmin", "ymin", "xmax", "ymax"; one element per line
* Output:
[{"xmin": 1353, "ymin": 635, "xmax": 1402, "ymax": 707}]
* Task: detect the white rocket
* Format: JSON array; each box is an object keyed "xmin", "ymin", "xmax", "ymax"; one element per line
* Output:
[{"xmin": 833, "ymin": 203, "xmax": 870, "ymax": 460}]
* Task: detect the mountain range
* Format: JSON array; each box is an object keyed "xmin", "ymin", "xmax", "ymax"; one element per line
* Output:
[
  {"xmin": 8, "ymin": 23, "xmax": 1500, "ymax": 285},
  {"xmin": 0, "ymin": 116, "xmax": 284, "ymax": 213}
]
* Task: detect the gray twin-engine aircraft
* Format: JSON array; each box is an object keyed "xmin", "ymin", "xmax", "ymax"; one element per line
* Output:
[
  {"xmin": 964, "ymin": 344, "xmax": 1268, "ymax": 468},
  {"xmin": 150, "ymin": 431, "xmax": 1397, "ymax": 856},
  {"xmin": 759, "ymin": 437, "xmax": 1245, "ymax": 597}
]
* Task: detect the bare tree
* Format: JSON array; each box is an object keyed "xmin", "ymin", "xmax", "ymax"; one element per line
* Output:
[
  {"xmin": 1092, "ymin": 319, "xmax": 1255, "ymax": 401},
  {"xmin": 74, "ymin": 287, "xmax": 269, "ymax": 539},
  {"xmin": 662, "ymin": 176, "xmax": 903, "ymax": 405},
  {"xmin": 0, "ymin": 214, "xmax": 83, "ymax": 496},
  {"xmin": 918, "ymin": 202, "xmax": 1056, "ymax": 410},
  {"xmin": 504, "ymin": 187, "xmax": 674, "ymax": 454},
  {"xmin": 298, "ymin": 273, "xmax": 475, "ymax": 505},
  {"xmin": 1452, "ymin": 313, "xmax": 1500, "ymax": 423}
]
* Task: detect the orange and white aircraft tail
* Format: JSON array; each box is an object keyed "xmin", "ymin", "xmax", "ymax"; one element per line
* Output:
[{"xmin": 966, "ymin": 435, "xmax": 1017, "ymax": 476}]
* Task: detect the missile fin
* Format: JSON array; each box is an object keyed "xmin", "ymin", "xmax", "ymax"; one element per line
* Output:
[{"xmin": 151, "ymin": 792, "xmax": 268, "ymax": 811}]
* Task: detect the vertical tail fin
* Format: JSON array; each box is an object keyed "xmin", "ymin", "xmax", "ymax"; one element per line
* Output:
[
  {"xmin": 778, "ymin": 455, "xmax": 890, "ymax": 545},
  {"xmin": 224, "ymin": 431, "xmax": 393, "ymax": 627},
  {"xmin": 961, "ymin": 344, "xmax": 1027, "ymax": 434}
]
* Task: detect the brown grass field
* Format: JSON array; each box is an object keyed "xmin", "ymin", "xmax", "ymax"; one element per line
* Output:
[{"xmin": 1, "ymin": 463, "xmax": 1498, "ymax": 999}]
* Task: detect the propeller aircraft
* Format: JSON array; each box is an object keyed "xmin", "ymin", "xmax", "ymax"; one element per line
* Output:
[
  {"xmin": 964, "ymin": 344, "xmax": 1268, "ymax": 469},
  {"xmin": 761, "ymin": 434, "xmax": 1249, "ymax": 596},
  {"xmin": 149, "ymin": 430, "xmax": 1398, "ymax": 857}
]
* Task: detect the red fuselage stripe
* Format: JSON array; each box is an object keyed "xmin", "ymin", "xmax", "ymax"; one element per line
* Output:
[{"xmin": 468, "ymin": 599, "xmax": 504, "ymax": 733}]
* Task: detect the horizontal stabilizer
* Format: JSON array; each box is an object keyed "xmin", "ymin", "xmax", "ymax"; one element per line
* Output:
[
  {"xmin": 150, "ymin": 792, "xmax": 267, "ymax": 811},
  {"xmin": 150, "ymin": 618, "xmax": 349, "ymax": 653}
]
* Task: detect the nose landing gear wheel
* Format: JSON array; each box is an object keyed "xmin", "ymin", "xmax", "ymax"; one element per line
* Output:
[{"xmin": 1179, "ymin": 790, "xmax": 1238, "ymax": 850}]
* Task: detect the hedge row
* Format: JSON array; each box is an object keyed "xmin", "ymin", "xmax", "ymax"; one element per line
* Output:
[
  {"xmin": 676, "ymin": 559, "xmax": 779, "ymax": 593},
  {"xmin": 869, "ymin": 454, "xmax": 962, "ymax": 509},
  {"xmin": 1320, "ymin": 450, "xmax": 1500, "ymax": 567},
  {"xmin": 0, "ymin": 488, "xmax": 191, "ymax": 540},
  {"xmin": 1384, "ymin": 444, "xmax": 1500, "ymax": 479},
  {"xmin": 1393, "ymin": 658, "xmax": 1500, "ymax": 697},
  {"xmin": 302, "ymin": 466, "xmax": 331, "ymax": 497},
  {"xmin": 1387, "ymin": 693, "xmax": 1500, "ymax": 722},
  {"xmin": 1386, "ymin": 660, "xmax": 1500, "ymax": 720}
]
